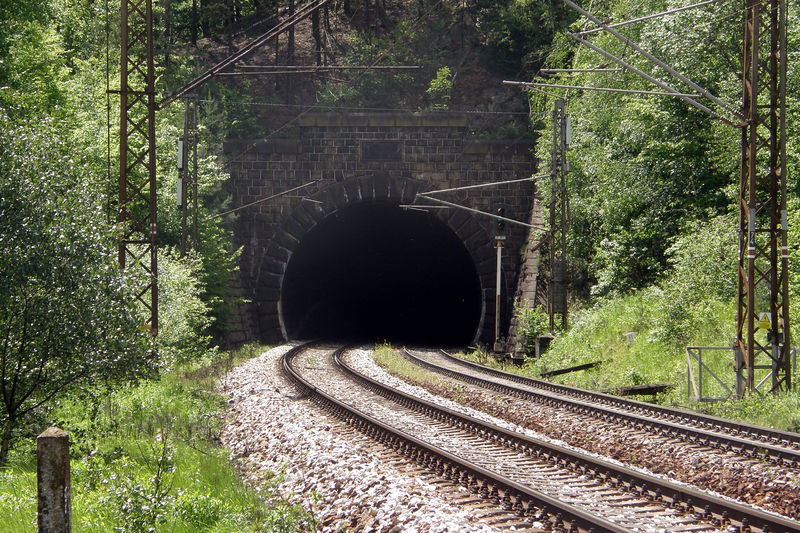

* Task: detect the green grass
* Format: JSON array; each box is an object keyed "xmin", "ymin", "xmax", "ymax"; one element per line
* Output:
[
  {"xmin": 701, "ymin": 393, "xmax": 800, "ymax": 433},
  {"xmin": 453, "ymin": 347, "xmax": 514, "ymax": 371},
  {"xmin": 0, "ymin": 457, "xmax": 36, "ymax": 532},
  {"xmin": 373, "ymin": 344, "xmax": 450, "ymax": 388},
  {"xmin": 0, "ymin": 343, "xmax": 319, "ymax": 532},
  {"xmin": 511, "ymin": 291, "xmax": 800, "ymax": 433}
]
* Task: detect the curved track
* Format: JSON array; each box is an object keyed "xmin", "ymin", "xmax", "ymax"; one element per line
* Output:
[
  {"xmin": 282, "ymin": 342, "xmax": 800, "ymax": 533},
  {"xmin": 404, "ymin": 348, "xmax": 800, "ymax": 468}
]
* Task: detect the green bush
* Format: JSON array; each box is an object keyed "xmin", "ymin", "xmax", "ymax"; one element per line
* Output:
[
  {"xmin": 650, "ymin": 214, "xmax": 737, "ymax": 347},
  {"xmin": 514, "ymin": 302, "xmax": 550, "ymax": 357},
  {"xmin": 157, "ymin": 249, "xmax": 218, "ymax": 370},
  {"xmin": 0, "ymin": 347, "xmax": 318, "ymax": 532},
  {"xmin": 426, "ymin": 67, "xmax": 453, "ymax": 110}
]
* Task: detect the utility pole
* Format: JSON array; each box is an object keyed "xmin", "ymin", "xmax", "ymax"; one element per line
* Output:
[
  {"xmin": 549, "ymin": 99, "xmax": 569, "ymax": 333},
  {"xmin": 493, "ymin": 204, "xmax": 509, "ymax": 352},
  {"xmin": 178, "ymin": 130, "xmax": 186, "ymax": 256},
  {"xmin": 178, "ymin": 96, "xmax": 199, "ymax": 256},
  {"xmin": 188, "ymin": 96, "xmax": 199, "ymax": 252},
  {"xmin": 118, "ymin": 0, "xmax": 338, "ymax": 336},
  {"xmin": 119, "ymin": 0, "xmax": 158, "ymax": 335},
  {"xmin": 736, "ymin": 0, "xmax": 790, "ymax": 395},
  {"xmin": 495, "ymin": 236, "xmax": 504, "ymax": 352}
]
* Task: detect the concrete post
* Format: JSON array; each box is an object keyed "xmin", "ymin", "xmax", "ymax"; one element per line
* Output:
[
  {"xmin": 535, "ymin": 335, "xmax": 554, "ymax": 359},
  {"xmin": 37, "ymin": 427, "xmax": 71, "ymax": 533}
]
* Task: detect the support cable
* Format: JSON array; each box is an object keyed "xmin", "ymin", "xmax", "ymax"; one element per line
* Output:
[
  {"xmin": 561, "ymin": 0, "xmax": 742, "ymax": 121},
  {"xmin": 216, "ymin": 65, "xmax": 421, "ymax": 75},
  {"xmin": 218, "ymin": 0, "xmax": 452, "ymax": 166},
  {"xmin": 577, "ymin": 0, "xmax": 724, "ymax": 35},
  {"xmin": 421, "ymin": 176, "xmax": 547, "ymax": 196},
  {"xmin": 205, "ymin": 181, "xmax": 318, "ymax": 221},
  {"xmin": 236, "ymin": 64, "xmax": 422, "ymax": 70},
  {"xmin": 539, "ymin": 68, "xmax": 623, "ymax": 73},
  {"xmin": 415, "ymin": 194, "xmax": 542, "ymax": 230},
  {"xmin": 158, "ymin": 0, "xmax": 334, "ymax": 109},
  {"xmin": 566, "ymin": 32, "xmax": 736, "ymax": 125},
  {"xmin": 505, "ymin": 80, "xmax": 700, "ymax": 98}
]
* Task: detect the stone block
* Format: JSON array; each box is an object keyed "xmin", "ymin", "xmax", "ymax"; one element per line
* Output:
[{"xmin": 37, "ymin": 427, "xmax": 70, "ymax": 533}]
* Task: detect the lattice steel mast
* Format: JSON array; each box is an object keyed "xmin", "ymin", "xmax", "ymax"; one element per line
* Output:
[
  {"xmin": 549, "ymin": 99, "xmax": 569, "ymax": 332},
  {"xmin": 178, "ymin": 95, "xmax": 199, "ymax": 257},
  {"xmin": 117, "ymin": 0, "xmax": 333, "ymax": 336},
  {"xmin": 736, "ymin": 0, "xmax": 790, "ymax": 395},
  {"xmin": 119, "ymin": 0, "xmax": 158, "ymax": 334}
]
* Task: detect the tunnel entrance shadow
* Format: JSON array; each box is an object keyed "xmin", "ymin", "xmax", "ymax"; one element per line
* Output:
[{"xmin": 279, "ymin": 202, "xmax": 482, "ymax": 345}]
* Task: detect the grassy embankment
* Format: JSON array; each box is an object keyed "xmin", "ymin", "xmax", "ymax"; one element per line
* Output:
[
  {"xmin": 0, "ymin": 345, "xmax": 317, "ymax": 533},
  {"xmin": 522, "ymin": 293, "xmax": 800, "ymax": 432},
  {"xmin": 472, "ymin": 293, "xmax": 799, "ymax": 432},
  {"xmin": 374, "ymin": 293, "xmax": 800, "ymax": 433}
]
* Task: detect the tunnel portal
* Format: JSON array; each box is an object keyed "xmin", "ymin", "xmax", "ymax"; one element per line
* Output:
[{"xmin": 279, "ymin": 202, "xmax": 483, "ymax": 345}]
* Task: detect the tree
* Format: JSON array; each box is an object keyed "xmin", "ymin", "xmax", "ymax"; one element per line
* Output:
[
  {"xmin": 0, "ymin": 111, "xmax": 153, "ymax": 465},
  {"xmin": 535, "ymin": 0, "xmax": 739, "ymax": 298}
]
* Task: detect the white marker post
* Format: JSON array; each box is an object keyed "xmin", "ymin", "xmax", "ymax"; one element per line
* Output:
[{"xmin": 494, "ymin": 236, "xmax": 505, "ymax": 352}]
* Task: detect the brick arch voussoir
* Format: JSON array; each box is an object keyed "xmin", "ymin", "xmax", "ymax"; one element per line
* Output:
[{"xmin": 256, "ymin": 175, "xmax": 494, "ymax": 342}]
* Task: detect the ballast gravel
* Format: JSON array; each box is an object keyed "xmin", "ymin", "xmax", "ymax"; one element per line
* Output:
[
  {"xmin": 217, "ymin": 345, "xmax": 501, "ymax": 533},
  {"xmin": 370, "ymin": 349, "xmax": 800, "ymax": 521}
]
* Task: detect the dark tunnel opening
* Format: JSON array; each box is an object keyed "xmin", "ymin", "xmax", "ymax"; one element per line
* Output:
[{"xmin": 280, "ymin": 202, "xmax": 483, "ymax": 346}]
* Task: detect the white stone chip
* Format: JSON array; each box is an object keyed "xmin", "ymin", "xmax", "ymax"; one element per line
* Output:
[{"xmin": 218, "ymin": 345, "xmax": 500, "ymax": 533}]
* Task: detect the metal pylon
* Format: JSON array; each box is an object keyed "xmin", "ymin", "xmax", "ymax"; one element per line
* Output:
[
  {"xmin": 120, "ymin": 0, "xmax": 158, "ymax": 335},
  {"xmin": 179, "ymin": 95, "xmax": 198, "ymax": 257},
  {"xmin": 736, "ymin": 0, "xmax": 789, "ymax": 395},
  {"xmin": 549, "ymin": 98, "xmax": 569, "ymax": 333}
]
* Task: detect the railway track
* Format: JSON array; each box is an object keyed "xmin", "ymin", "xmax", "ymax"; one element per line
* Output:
[
  {"xmin": 282, "ymin": 342, "xmax": 800, "ymax": 533},
  {"xmin": 403, "ymin": 348, "xmax": 800, "ymax": 469}
]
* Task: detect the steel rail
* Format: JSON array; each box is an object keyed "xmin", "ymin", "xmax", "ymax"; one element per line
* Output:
[
  {"xmin": 335, "ymin": 348, "xmax": 800, "ymax": 533},
  {"xmin": 408, "ymin": 349, "xmax": 800, "ymax": 468},
  {"xmin": 281, "ymin": 342, "xmax": 631, "ymax": 533}
]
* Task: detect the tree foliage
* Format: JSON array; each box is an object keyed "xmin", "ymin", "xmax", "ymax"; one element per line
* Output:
[
  {"xmin": 0, "ymin": 0, "xmax": 247, "ymax": 464},
  {"xmin": 470, "ymin": 0, "xmax": 576, "ymax": 73},
  {"xmin": 0, "ymin": 112, "xmax": 153, "ymax": 465},
  {"xmin": 157, "ymin": 249, "xmax": 218, "ymax": 368},
  {"xmin": 535, "ymin": 0, "xmax": 742, "ymax": 298},
  {"xmin": 426, "ymin": 66, "xmax": 454, "ymax": 109}
]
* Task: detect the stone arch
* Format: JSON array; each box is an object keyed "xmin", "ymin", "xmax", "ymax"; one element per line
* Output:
[{"xmin": 252, "ymin": 174, "xmax": 501, "ymax": 345}]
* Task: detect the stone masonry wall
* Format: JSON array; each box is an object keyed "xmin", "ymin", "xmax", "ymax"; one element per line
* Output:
[{"xmin": 222, "ymin": 113, "xmax": 538, "ymax": 346}]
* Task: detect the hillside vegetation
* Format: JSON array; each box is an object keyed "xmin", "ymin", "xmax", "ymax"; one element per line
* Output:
[
  {"xmin": 2, "ymin": 0, "xmax": 799, "ymax": 529},
  {"xmin": 0, "ymin": 0, "xmax": 572, "ymax": 529},
  {"xmin": 513, "ymin": 0, "xmax": 800, "ymax": 430}
]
